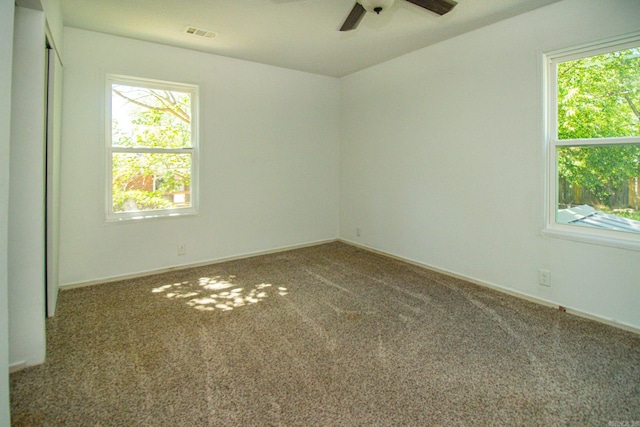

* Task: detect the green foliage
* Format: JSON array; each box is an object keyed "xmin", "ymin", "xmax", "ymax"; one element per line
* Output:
[
  {"xmin": 112, "ymin": 189, "xmax": 172, "ymax": 212},
  {"xmin": 556, "ymin": 47, "xmax": 640, "ymax": 207},
  {"xmin": 558, "ymin": 145, "xmax": 639, "ymax": 205},
  {"xmin": 111, "ymin": 151, "xmax": 191, "ymax": 213},
  {"xmin": 111, "ymin": 86, "xmax": 192, "ymax": 212},
  {"xmin": 557, "ymin": 48, "xmax": 640, "ymax": 139}
]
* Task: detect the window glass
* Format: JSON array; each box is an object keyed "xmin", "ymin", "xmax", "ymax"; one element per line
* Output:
[
  {"xmin": 107, "ymin": 76, "xmax": 198, "ymax": 221},
  {"xmin": 112, "ymin": 84, "xmax": 192, "ymax": 149},
  {"xmin": 548, "ymin": 37, "xmax": 640, "ymax": 243},
  {"xmin": 557, "ymin": 48, "xmax": 640, "ymax": 140},
  {"xmin": 112, "ymin": 153, "xmax": 192, "ymax": 213}
]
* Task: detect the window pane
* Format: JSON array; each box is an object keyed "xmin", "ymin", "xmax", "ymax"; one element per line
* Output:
[
  {"xmin": 556, "ymin": 144, "xmax": 640, "ymax": 233},
  {"xmin": 111, "ymin": 84, "xmax": 192, "ymax": 148},
  {"xmin": 557, "ymin": 47, "xmax": 640, "ymax": 140},
  {"xmin": 112, "ymin": 153, "xmax": 192, "ymax": 213}
]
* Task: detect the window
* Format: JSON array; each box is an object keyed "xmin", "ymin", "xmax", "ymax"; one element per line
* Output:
[
  {"xmin": 545, "ymin": 35, "xmax": 640, "ymax": 248},
  {"xmin": 107, "ymin": 75, "xmax": 198, "ymax": 221}
]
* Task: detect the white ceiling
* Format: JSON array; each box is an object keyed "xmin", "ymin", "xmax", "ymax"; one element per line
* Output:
[{"xmin": 61, "ymin": 0, "xmax": 561, "ymax": 77}]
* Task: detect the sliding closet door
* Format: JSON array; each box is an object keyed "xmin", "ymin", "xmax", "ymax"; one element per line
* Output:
[{"xmin": 45, "ymin": 39, "xmax": 61, "ymax": 317}]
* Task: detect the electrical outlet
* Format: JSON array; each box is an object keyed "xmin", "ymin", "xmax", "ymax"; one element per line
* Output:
[
  {"xmin": 177, "ymin": 243, "xmax": 187, "ymax": 256},
  {"xmin": 356, "ymin": 227, "xmax": 361, "ymax": 237},
  {"xmin": 538, "ymin": 269, "xmax": 551, "ymax": 287}
]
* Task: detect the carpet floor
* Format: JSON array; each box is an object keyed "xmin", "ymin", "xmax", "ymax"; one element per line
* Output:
[{"xmin": 10, "ymin": 242, "xmax": 640, "ymax": 426}]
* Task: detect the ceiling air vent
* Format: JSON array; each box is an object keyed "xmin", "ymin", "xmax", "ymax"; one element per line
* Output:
[{"xmin": 183, "ymin": 26, "xmax": 218, "ymax": 39}]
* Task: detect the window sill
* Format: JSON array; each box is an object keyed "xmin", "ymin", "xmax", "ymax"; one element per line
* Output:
[
  {"xmin": 541, "ymin": 227, "xmax": 640, "ymax": 252},
  {"xmin": 106, "ymin": 209, "xmax": 198, "ymax": 224}
]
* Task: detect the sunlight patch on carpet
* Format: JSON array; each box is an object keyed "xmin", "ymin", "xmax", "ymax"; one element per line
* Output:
[{"xmin": 152, "ymin": 275, "xmax": 288, "ymax": 312}]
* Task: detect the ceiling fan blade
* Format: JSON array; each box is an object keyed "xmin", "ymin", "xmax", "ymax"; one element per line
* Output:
[
  {"xmin": 404, "ymin": 0, "xmax": 457, "ymax": 16},
  {"xmin": 340, "ymin": 3, "xmax": 367, "ymax": 31}
]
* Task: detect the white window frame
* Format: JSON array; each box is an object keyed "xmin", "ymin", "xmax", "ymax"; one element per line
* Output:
[
  {"xmin": 543, "ymin": 33, "xmax": 640, "ymax": 251},
  {"xmin": 106, "ymin": 75, "xmax": 199, "ymax": 222}
]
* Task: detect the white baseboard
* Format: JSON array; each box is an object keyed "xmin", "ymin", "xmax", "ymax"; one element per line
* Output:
[
  {"xmin": 60, "ymin": 238, "xmax": 338, "ymax": 290},
  {"xmin": 339, "ymin": 239, "xmax": 640, "ymax": 335},
  {"xmin": 9, "ymin": 361, "xmax": 26, "ymax": 374},
  {"xmin": 59, "ymin": 237, "xmax": 639, "ymax": 335}
]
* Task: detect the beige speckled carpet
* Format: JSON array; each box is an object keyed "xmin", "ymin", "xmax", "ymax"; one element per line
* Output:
[{"xmin": 10, "ymin": 242, "xmax": 640, "ymax": 426}]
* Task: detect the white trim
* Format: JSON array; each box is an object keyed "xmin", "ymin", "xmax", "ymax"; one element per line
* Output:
[
  {"xmin": 59, "ymin": 239, "xmax": 338, "ymax": 290},
  {"xmin": 546, "ymin": 32, "xmax": 640, "ymax": 64},
  {"xmin": 60, "ymin": 238, "xmax": 640, "ymax": 335},
  {"xmin": 105, "ymin": 74, "xmax": 199, "ymax": 223},
  {"xmin": 542, "ymin": 33, "xmax": 640, "ymax": 249},
  {"xmin": 553, "ymin": 136, "xmax": 640, "ymax": 147},
  {"xmin": 340, "ymin": 239, "xmax": 640, "ymax": 335},
  {"xmin": 44, "ymin": 21, "xmax": 63, "ymax": 67},
  {"xmin": 542, "ymin": 225, "xmax": 640, "ymax": 252},
  {"xmin": 107, "ymin": 74, "xmax": 199, "ymax": 93},
  {"xmin": 112, "ymin": 147, "xmax": 193, "ymax": 154},
  {"xmin": 9, "ymin": 361, "xmax": 26, "ymax": 374},
  {"xmin": 105, "ymin": 206, "xmax": 198, "ymax": 223}
]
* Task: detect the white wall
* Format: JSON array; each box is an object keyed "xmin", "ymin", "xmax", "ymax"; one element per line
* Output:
[
  {"xmin": 0, "ymin": 0, "xmax": 15, "ymax": 422},
  {"xmin": 59, "ymin": 29, "xmax": 340, "ymax": 286},
  {"xmin": 9, "ymin": 6, "xmax": 47, "ymax": 367},
  {"xmin": 340, "ymin": 0, "xmax": 640, "ymax": 330}
]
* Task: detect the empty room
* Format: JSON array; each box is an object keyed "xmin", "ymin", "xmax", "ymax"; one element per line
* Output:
[{"xmin": 2, "ymin": 0, "xmax": 640, "ymax": 425}]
